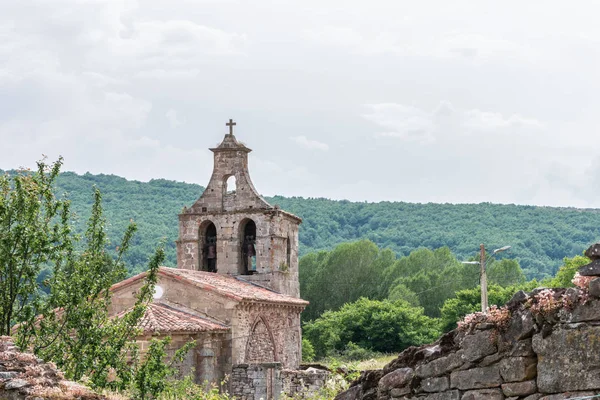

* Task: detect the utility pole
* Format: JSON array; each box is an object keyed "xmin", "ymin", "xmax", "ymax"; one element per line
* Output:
[{"xmin": 480, "ymin": 243, "xmax": 488, "ymax": 313}]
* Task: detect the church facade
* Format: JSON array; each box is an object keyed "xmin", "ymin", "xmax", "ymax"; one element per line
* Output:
[{"xmin": 108, "ymin": 121, "xmax": 308, "ymax": 391}]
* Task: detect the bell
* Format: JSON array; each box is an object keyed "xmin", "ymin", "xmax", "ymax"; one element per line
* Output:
[
  {"xmin": 247, "ymin": 243, "xmax": 256, "ymax": 257},
  {"xmin": 207, "ymin": 244, "xmax": 217, "ymax": 259}
]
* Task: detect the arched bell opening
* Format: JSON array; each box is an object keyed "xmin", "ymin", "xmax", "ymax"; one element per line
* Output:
[
  {"xmin": 199, "ymin": 221, "xmax": 217, "ymax": 272},
  {"xmin": 239, "ymin": 219, "xmax": 257, "ymax": 275}
]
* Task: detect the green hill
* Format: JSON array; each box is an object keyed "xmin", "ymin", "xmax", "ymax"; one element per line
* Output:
[{"xmin": 20, "ymin": 171, "xmax": 600, "ymax": 278}]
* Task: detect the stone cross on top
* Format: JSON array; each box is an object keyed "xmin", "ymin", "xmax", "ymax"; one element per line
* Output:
[{"xmin": 226, "ymin": 119, "xmax": 236, "ymax": 135}]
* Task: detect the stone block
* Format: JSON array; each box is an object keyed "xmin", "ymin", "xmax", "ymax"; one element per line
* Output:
[
  {"xmin": 501, "ymin": 380, "xmax": 536, "ymax": 396},
  {"xmin": 522, "ymin": 395, "xmax": 543, "ymax": 400},
  {"xmin": 416, "ymin": 352, "xmax": 464, "ymax": 378},
  {"xmin": 585, "ymin": 242, "xmax": 600, "ymax": 259},
  {"xmin": 590, "ymin": 277, "xmax": 600, "ymax": 298},
  {"xmin": 390, "ymin": 386, "xmax": 411, "ymax": 397},
  {"xmin": 499, "ymin": 339, "xmax": 534, "ymax": 357},
  {"xmin": 578, "ymin": 259, "xmax": 600, "ymax": 276},
  {"xmin": 500, "ymin": 311, "xmax": 534, "ymax": 344},
  {"xmin": 450, "ymin": 366, "xmax": 501, "ymax": 390},
  {"xmin": 499, "ymin": 357, "xmax": 536, "ymax": 382},
  {"xmin": 378, "ymin": 367, "xmax": 414, "ymax": 392},
  {"xmin": 0, "ymin": 371, "xmax": 18, "ymax": 380},
  {"xmin": 461, "ymin": 388, "xmax": 504, "ymax": 400},
  {"xmin": 461, "ymin": 331, "xmax": 497, "ymax": 362},
  {"xmin": 422, "ymin": 376, "xmax": 450, "ymax": 392},
  {"xmin": 4, "ymin": 379, "xmax": 29, "ymax": 390},
  {"xmin": 419, "ymin": 390, "xmax": 461, "ymax": 400},
  {"xmin": 533, "ymin": 325, "xmax": 600, "ymax": 392},
  {"xmin": 564, "ymin": 299, "xmax": 600, "ymax": 323},
  {"xmin": 539, "ymin": 392, "xmax": 597, "ymax": 400},
  {"xmin": 506, "ymin": 290, "xmax": 529, "ymax": 308}
]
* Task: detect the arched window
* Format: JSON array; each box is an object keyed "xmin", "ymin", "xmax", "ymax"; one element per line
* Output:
[
  {"xmin": 224, "ymin": 175, "xmax": 237, "ymax": 195},
  {"xmin": 199, "ymin": 222, "xmax": 217, "ymax": 272},
  {"xmin": 240, "ymin": 219, "xmax": 256, "ymax": 275}
]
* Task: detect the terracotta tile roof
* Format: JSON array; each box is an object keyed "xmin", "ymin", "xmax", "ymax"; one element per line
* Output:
[
  {"xmin": 159, "ymin": 267, "xmax": 309, "ymax": 306},
  {"xmin": 111, "ymin": 267, "xmax": 309, "ymax": 307},
  {"xmin": 116, "ymin": 303, "xmax": 229, "ymax": 334}
]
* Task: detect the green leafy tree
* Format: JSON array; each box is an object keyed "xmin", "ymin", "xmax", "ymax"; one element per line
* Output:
[
  {"xmin": 486, "ymin": 258, "xmax": 526, "ymax": 287},
  {"xmin": 302, "ymin": 338, "xmax": 316, "ymax": 362},
  {"xmin": 16, "ymin": 188, "xmax": 163, "ymax": 389},
  {"xmin": 301, "ymin": 240, "xmax": 394, "ymax": 321},
  {"xmin": 303, "ymin": 298, "xmax": 440, "ymax": 359},
  {"xmin": 383, "ymin": 247, "xmax": 479, "ymax": 317},
  {"xmin": 134, "ymin": 336, "xmax": 196, "ymax": 400},
  {"xmin": 0, "ymin": 158, "xmax": 71, "ymax": 335},
  {"xmin": 545, "ymin": 254, "xmax": 590, "ymax": 288}
]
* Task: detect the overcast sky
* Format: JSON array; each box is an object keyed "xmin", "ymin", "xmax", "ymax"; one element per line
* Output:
[{"xmin": 1, "ymin": 1, "xmax": 599, "ymax": 207}]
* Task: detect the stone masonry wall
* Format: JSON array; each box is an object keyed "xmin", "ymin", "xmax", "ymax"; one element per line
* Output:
[
  {"xmin": 336, "ymin": 245, "xmax": 600, "ymax": 400},
  {"xmin": 175, "ymin": 132, "xmax": 301, "ymax": 298},
  {"xmin": 232, "ymin": 302, "xmax": 303, "ymax": 369},
  {"xmin": 176, "ymin": 209, "xmax": 300, "ymax": 297},
  {"xmin": 231, "ymin": 363, "xmax": 329, "ymax": 400}
]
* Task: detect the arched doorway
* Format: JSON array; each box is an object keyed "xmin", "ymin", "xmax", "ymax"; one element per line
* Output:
[
  {"xmin": 239, "ymin": 219, "xmax": 256, "ymax": 275},
  {"xmin": 199, "ymin": 221, "xmax": 217, "ymax": 272}
]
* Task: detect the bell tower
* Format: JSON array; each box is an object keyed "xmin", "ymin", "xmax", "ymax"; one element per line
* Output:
[{"xmin": 176, "ymin": 120, "xmax": 302, "ymax": 297}]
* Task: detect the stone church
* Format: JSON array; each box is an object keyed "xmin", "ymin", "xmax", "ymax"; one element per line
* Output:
[{"xmin": 108, "ymin": 121, "xmax": 311, "ymax": 392}]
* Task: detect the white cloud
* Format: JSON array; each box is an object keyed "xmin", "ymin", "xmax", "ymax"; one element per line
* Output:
[
  {"xmin": 362, "ymin": 104, "xmax": 436, "ymax": 144},
  {"xmin": 363, "ymin": 102, "xmax": 543, "ymax": 144},
  {"xmin": 290, "ymin": 136, "xmax": 329, "ymax": 151},
  {"xmin": 166, "ymin": 109, "xmax": 185, "ymax": 128},
  {"xmin": 463, "ymin": 109, "xmax": 543, "ymax": 131}
]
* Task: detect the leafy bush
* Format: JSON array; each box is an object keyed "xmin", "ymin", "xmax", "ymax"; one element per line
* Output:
[
  {"xmin": 302, "ymin": 338, "xmax": 316, "ymax": 362},
  {"xmin": 440, "ymin": 281, "xmax": 539, "ymax": 332},
  {"xmin": 303, "ymin": 298, "xmax": 440, "ymax": 359}
]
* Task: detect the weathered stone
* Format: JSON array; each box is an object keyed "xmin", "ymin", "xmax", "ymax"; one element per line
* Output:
[
  {"xmin": 585, "ymin": 242, "xmax": 600, "ymax": 260},
  {"xmin": 419, "ymin": 390, "xmax": 461, "ymax": 400},
  {"xmin": 501, "ymin": 311, "xmax": 535, "ymax": 345},
  {"xmin": 475, "ymin": 323, "xmax": 495, "ymax": 330},
  {"xmin": 566, "ymin": 299, "xmax": 600, "ymax": 322},
  {"xmin": 522, "ymin": 395, "xmax": 543, "ymax": 400},
  {"xmin": 533, "ymin": 325, "xmax": 600, "ymax": 392},
  {"xmin": 590, "ymin": 277, "xmax": 600, "ymax": 297},
  {"xmin": 4, "ymin": 379, "xmax": 30, "ymax": 390},
  {"xmin": 578, "ymin": 259, "xmax": 600, "ymax": 276},
  {"xmin": 479, "ymin": 352, "xmax": 503, "ymax": 367},
  {"xmin": 422, "ymin": 376, "xmax": 450, "ymax": 392},
  {"xmin": 499, "ymin": 357, "xmax": 536, "ymax": 382},
  {"xmin": 334, "ymin": 385, "xmax": 362, "ymax": 400},
  {"xmin": 501, "ymin": 380, "xmax": 537, "ymax": 396},
  {"xmin": 461, "ymin": 388, "xmax": 504, "ymax": 400},
  {"xmin": 0, "ymin": 371, "xmax": 18, "ymax": 380},
  {"xmin": 378, "ymin": 368, "xmax": 414, "ymax": 392},
  {"xmin": 389, "ymin": 386, "xmax": 411, "ymax": 397},
  {"xmin": 461, "ymin": 331, "xmax": 497, "ymax": 362},
  {"xmin": 500, "ymin": 339, "xmax": 534, "ymax": 357},
  {"xmin": 416, "ymin": 352, "xmax": 464, "ymax": 378},
  {"xmin": 539, "ymin": 392, "xmax": 597, "ymax": 400},
  {"xmin": 507, "ymin": 290, "xmax": 529, "ymax": 308},
  {"xmin": 529, "ymin": 288, "xmax": 549, "ymax": 296},
  {"xmin": 450, "ymin": 366, "xmax": 501, "ymax": 390}
]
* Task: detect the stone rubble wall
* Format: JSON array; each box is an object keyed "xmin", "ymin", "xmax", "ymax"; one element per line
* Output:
[
  {"xmin": 0, "ymin": 336, "xmax": 103, "ymax": 400},
  {"xmin": 281, "ymin": 368, "xmax": 329, "ymax": 398},
  {"xmin": 231, "ymin": 363, "xmax": 329, "ymax": 400},
  {"xmin": 335, "ymin": 252, "xmax": 600, "ymax": 400}
]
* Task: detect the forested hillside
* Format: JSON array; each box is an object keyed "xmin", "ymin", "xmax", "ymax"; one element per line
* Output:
[{"xmin": 16, "ymin": 170, "xmax": 600, "ymax": 278}]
